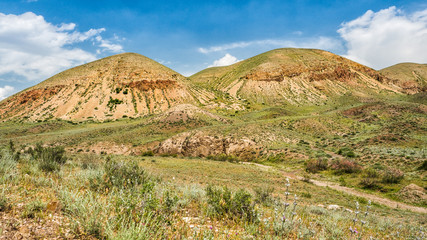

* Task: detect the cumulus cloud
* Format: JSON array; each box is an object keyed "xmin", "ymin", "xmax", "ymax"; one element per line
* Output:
[
  {"xmin": 208, "ymin": 53, "xmax": 241, "ymax": 67},
  {"xmin": 0, "ymin": 85, "xmax": 14, "ymax": 100},
  {"xmin": 198, "ymin": 37, "xmax": 342, "ymax": 54},
  {"xmin": 0, "ymin": 12, "xmax": 123, "ymax": 83},
  {"xmin": 338, "ymin": 6, "xmax": 427, "ymax": 69}
]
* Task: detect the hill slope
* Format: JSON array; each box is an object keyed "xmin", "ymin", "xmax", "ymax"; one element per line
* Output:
[
  {"xmin": 190, "ymin": 48, "xmax": 402, "ymax": 105},
  {"xmin": 380, "ymin": 63, "xmax": 427, "ymax": 94},
  {"xmin": 0, "ymin": 53, "xmax": 196, "ymax": 121}
]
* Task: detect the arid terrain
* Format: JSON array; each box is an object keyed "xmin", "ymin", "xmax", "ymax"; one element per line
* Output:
[{"xmin": 0, "ymin": 48, "xmax": 426, "ymax": 239}]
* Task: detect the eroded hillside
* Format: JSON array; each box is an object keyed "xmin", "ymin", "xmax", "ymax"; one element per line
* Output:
[
  {"xmin": 190, "ymin": 48, "xmax": 404, "ymax": 105},
  {"xmin": 0, "ymin": 53, "xmax": 197, "ymax": 121}
]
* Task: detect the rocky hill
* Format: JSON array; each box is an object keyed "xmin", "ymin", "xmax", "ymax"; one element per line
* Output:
[
  {"xmin": 190, "ymin": 48, "xmax": 403, "ymax": 105},
  {"xmin": 380, "ymin": 63, "xmax": 427, "ymax": 94},
  {"xmin": 0, "ymin": 53, "xmax": 196, "ymax": 121}
]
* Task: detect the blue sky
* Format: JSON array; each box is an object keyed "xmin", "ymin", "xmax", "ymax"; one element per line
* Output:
[{"xmin": 1, "ymin": 0, "xmax": 427, "ymax": 99}]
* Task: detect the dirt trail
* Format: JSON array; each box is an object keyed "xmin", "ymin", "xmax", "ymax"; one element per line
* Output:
[{"xmin": 242, "ymin": 162, "xmax": 427, "ymax": 214}]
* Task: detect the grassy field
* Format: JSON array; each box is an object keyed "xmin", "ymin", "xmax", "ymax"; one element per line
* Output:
[{"xmin": 1, "ymin": 147, "xmax": 425, "ymax": 239}]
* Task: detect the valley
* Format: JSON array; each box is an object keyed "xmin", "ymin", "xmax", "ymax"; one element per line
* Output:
[{"xmin": 0, "ymin": 48, "xmax": 426, "ymax": 239}]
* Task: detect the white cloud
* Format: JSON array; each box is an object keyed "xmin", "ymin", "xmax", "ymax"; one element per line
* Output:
[
  {"xmin": 0, "ymin": 12, "xmax": 123, "ymax": 83},
  {"xmin": 0, "ymin": 85, "xmax": 14, "ymax": 100},
  {"xmin": 338, "ymin": 6, "xmax": 427, "ymax": 69},
  {"xmin": 208, "ymin": 53, "xmax": 240, "ymax": 67},
  {"xmin": 198, "ymin": 37, "xmax": 342, "ymax": 54},
  {"xmin": 95, "ymin": 35, "xmax": 123, "ymax": 53}
]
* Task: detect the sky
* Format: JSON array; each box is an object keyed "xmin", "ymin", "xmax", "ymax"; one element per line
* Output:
[{"xmin": 0, "ymin": 0, "xmax": 427, "ymax": 100}]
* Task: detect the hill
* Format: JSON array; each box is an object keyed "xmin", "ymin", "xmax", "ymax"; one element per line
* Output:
[
  {"xmin": 0, "ymin": 53, "xmax": 196, "ymax": 121},
  {"xmin": 380, "ymin": 63, "xmax": 427, "ymax": 94},
  {"xmin": 189, "ymin": 48, "xmax": 402, "ymax": 105}
]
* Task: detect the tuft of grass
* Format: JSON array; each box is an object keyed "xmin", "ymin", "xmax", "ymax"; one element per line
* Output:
[
  {"xmin": 0, "ymin": 194, "xmax": 10, "ymax": 212},
  {"xmin": 22, "ymin": 200, "xmax": 46, "ymax": 218},
  {"xmin": 0, "ymin": 147, "xmax": 17, "ymax": 184}
]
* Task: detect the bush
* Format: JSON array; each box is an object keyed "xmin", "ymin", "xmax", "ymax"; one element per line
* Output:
[
  {"xmin": 107, "ymin": 97, "xmax": 123, "ymax": 110},
  {"xmin": 305, "ymin": 159, "xmax": 328, "ymax": 173},
  {"xmin": 254, "ymin": 187, "xmax": 274, "ymax": 205},
  {"xmin": 330, "ymin": 159, "xmax": 361, "ymax": 174},
  {"xmin": 207, "ymin": 154, "xmax": 239, "ymax": 163},
  {"xmin": 141, "ymin": 151, "xmax": 154, "ymax": 156},
  {"xmin": 418, "ymin": 160, "xmax": 427, "ymax": 171},
  {"xmin": 382, "ymin": 168, "xmax": 404, "ymax": 184},
  {"xmin": 266, "ymin": 153, "xmax": 286, "ymax": 163},
  {"xmin": 360, "ymin": 177, "xmax": 380, "ymax": 189},
  {"xmin": 0, "ymin": 194, "xmax": 9, "ymax": 212},
  {"xmin": 102, "ymin": 158, "xmax": 152, "ymax": 190},
  {"xmin": 337, "ymin": 147, "xmax": 356, "ymax": 158},
  {"xmin": 205, "ymin": 185, "xmax": 257, "ymax": 223},
  {"xmin": 28, "ymin": 143, "xmax": 66, "ymax": 172},
  {"xmin": 364, "ymin": 168, "xmax": 379, "ymax": 178}
]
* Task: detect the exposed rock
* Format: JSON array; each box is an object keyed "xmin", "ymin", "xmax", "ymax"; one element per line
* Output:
[
  {"xmin": 155, "ymin": 131, "xmax": 261, "ymax": 157},
  {"xmin": 327, "ymin": 204, "xmax": 341, "ymax": 210}
]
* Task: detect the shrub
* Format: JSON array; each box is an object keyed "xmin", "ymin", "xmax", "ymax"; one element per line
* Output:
[
  {"xmin": 337, "ymin": 147, "xmax": 356, "ymax": 158},
  {"xmin": 102, "ymin": 158, "xmax": 152, "ymax": 190},
  {"xmin": 254, "ymin": 187, "xmax": 274, "ymax": 205},
  {"xmin": 162, "ymin": 191, "xmax": 179, "ymax": 213},
  {"xmin": 266, "ymin": 153, "xmax": 287, "ymax": 163},
  {"xmin": 207, "ymin": 154, "xmax": 239, "ymax": 163},
  {"xmin": 305, "ymin": 159, "xmax": 328, "ymax": 173},
  {"xmin": 330, "ymin": 159, "xmax": 361, "ymax": 174},
  {"xmin": 141, "ymin": 151, "xmax": 154, "ymax": 156},
  {"xmin": 0, "ymin": 194, "xmax": 9, "ymax": 212},
  {"xmin": 382, "ymin": 168, "xmax": 404, "ymax": 184},
  {"xmin": 107, "ymin": 97, "xmax": 123, "ymax": 110},
  {"xmin": 28, "ymin": 143, "xmax": 66, "ymax": 172},
  {"xmin": 360, "ymin": 177, "xmax": 380, "ymax": 189},
  {"xmin": 418, "ymin": 160, "xmax": 427, "ymax": 171},
  {"xmin": 364, "ymin": 168, "xmax": 379, "ymax": 178},
  {"xmin": 205, "ymin": 185, "xmax": 257, "ymax": 223}
]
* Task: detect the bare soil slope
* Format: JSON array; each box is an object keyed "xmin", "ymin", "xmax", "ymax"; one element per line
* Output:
[
  {"xmin": 190, "ymin": 48, "xmax": 403, "ymax": 105},
  {"xmin": 380, "ymin": 63, "xmax": 427, "ymax": 94},
  {"xmin": 0, "ymin": 53, "xmax": 196, "ymax": 121}
]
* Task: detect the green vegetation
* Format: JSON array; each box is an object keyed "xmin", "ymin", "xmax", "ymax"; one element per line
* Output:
[
  {"xmin": 1, "ymin": 147, "xmax": 425, "ymax": 239},
  {"xmin": 107, "ymin": 97, "xmax": 123, "ymax": 110}
]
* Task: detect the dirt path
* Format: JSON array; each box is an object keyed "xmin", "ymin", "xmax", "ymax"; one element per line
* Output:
[{"xmin": 242, "ymin": 162, "xmax": 427, "ymax": 214}]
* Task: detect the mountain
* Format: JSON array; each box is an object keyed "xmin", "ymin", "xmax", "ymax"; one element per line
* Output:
[
  {"xmin": 0, "ymin": 53, "xmax": 196, "ymax": 121},
  {"xmin": 189, "ymin": 48, "xmax": 402, "ymax": 105},
  {"xmin": 380, "ymin": 63, "xmax": 427, "ymax": 94}
]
